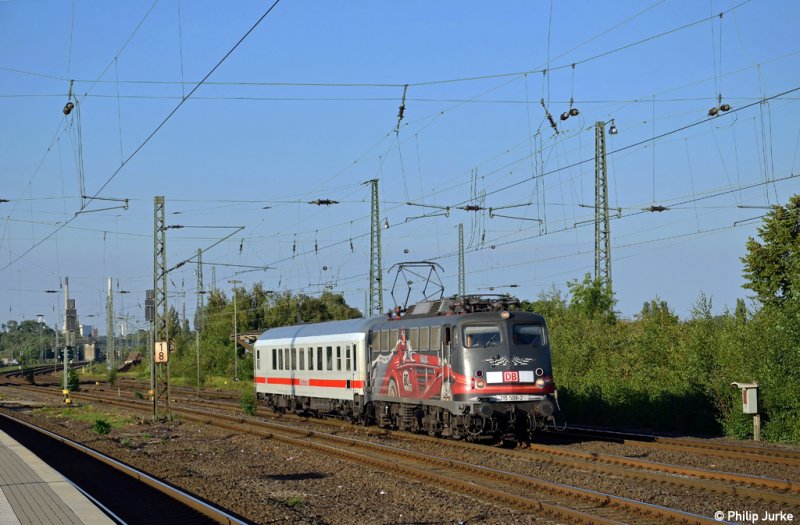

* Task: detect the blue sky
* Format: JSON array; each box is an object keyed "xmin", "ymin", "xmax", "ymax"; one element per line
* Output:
[{"xmin": 2, "ymin": 0, "xmax": 800, "ymax": 332}]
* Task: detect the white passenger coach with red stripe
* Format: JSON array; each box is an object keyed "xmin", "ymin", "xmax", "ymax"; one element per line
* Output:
[
  {"xmin": 254, "ymin": 295, "xmax": 561, "ymax": 443},
  {"xmin": 254, "ymin": 318, "xmax": 372, "ymax": 412}
]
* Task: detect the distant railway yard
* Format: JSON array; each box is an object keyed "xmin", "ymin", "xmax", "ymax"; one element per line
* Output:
[{"xmin": 2, "ymin": 367, "xmax": 798, "ymax": 525}]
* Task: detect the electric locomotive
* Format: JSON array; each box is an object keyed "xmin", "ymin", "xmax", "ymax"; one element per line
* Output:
[{"xmin": 253, "ymin": 295, "xmax": 560, "ymax": 442}]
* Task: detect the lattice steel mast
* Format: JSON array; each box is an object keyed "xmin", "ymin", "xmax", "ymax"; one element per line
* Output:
[
  {"xmin": 458, "ymin": 223, "xmax": 466, "ymax": 296},
  {"xmin": 152, "ymin": 196, "xmax": 170, "ymax": 419},
  {"xmin": 594, "ymin": 121, "xmax": 612, "ymax": 292},
  {"xmin": 366, "ymin": 179, "xmax": 383, "ymax": 316},
  {"xmin": 106, "ymin": 277, "xmax": 115, "ymax": 369}
]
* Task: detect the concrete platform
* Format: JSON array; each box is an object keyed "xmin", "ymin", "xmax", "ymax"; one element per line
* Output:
[{"xmin": 0, "ymin": 429, "xmax": 113, "ymax": 525}]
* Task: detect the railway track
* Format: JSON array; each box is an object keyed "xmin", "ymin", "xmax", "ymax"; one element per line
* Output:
[
  {"xmin": 14, "ymin": 375, "xmax": 800, "ymax": 506},
  {"xmin": 152, "ymin": 389, "xmax": 800, "ymax": 505},
  {"xmin": 6, "ymin": 374, "xmax": 800, "ymax": 523},
  {"xmin": 65, "ymin": 390, "xmax": 726, "ymax": 525},
  {"xmin": 556, "ymin": 425, "xmax": 800, "ymax": 467}
]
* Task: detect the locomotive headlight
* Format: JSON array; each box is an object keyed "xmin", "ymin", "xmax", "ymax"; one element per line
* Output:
[
  {"xmin": 476, "ymin": 379, "xmax": 486, "ymax": 389},
  {"xmin": 500, "ymin": 310, "xmax": 511, "ymax": 319},
  {"xmin": 535, "ymin": 377, "xmax": 546, "ymax": 387}
]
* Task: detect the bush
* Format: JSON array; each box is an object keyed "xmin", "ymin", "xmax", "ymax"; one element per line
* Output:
[
  {"xmin": 107, "ymin": 367, "xmax": 118, "ymax": 386},
  {"xmin": 241, "ymin": 388, "xmax": 257, "ymax": 416},
  {"xmin": 67, "ymin": 369, "xmax": 80, "ymax": 392},
  {"xmin": 92, "ymin": 419, "xmax": 112, "ymax": 435}
]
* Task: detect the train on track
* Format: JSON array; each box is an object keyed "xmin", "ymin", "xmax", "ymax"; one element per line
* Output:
[{"xmin": 253, "ymin": 295, "xmax": 561, "ymax": 442}]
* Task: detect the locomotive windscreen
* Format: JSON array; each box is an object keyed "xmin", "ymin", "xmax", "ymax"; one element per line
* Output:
[
  {"xmin": 512, "ymin": 323, "xmax": 545, "ymax": 346},
  {"xmin": 463, "ymin": 324, "xmax": 502, "ymax": 348}
]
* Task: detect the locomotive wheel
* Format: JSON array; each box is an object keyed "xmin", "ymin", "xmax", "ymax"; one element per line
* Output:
[{"xmin": 387, "ymin": 378, "xmax": 399, "ymax": 397}]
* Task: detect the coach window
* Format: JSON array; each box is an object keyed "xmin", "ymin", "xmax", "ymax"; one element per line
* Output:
[
  {"xmin": 278, "ymin": 348, "xmax": 283, "ymax": 370},
  {"xmin": 326, "ymin": 346, "xmax": 333, "ymax": 371},
  {"xmin": 291, "ymin": 348, "xmax": 297, "ymax": 370},
  {"xmin": 284, "ymin": 348, "xmax": 290, "ymax": 370},
  {"xmin": 256, "ymin": 350, "xmax": 260, "ymax": 370},
  {"xmin": 409, "ymin": 327, "xmax": 419, "ymax": 352},
  {"xmin": 308, "ymin": 348, "xmax": 314, "ymax": 371},
  {"xmin": 419, "ymin": 326, "xmax": 430, "ymax": 352},
  {"xmin": 353, "ymin": 344, "xmax": 357, "ymax": 371},
  {"xmin": 336, "ymin": 346, "xmax": 342, "ymax": 371},
  {"xmin": 272, "ymin": 348, "xmax": 277, "ymax": 370},
  {"xmin": 299, "ymin": 347, "xmax": 305, "ymax": 370},
  {"xmin": 345, "ymin": 344, "xmax": 351, "ymax": 371},
  {"xmin": 431, "ymin": 326, "xmax": 442, "ymax": 350},
  {"xmin": 317, "ymin": 346, "xmax": 323, "ymax": 371}
]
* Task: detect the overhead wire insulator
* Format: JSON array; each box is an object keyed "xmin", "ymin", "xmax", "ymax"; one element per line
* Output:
[
  {"xmin": 63, "ymin": 79, "xmax": 75, "ymax": 115},
  {"xmin": 395, "ymin": 84, "xmax": 408, "ymax": 133},
  {"xmin": 539, "ymin": 98, "xmax": 559, "ymax": 134}
]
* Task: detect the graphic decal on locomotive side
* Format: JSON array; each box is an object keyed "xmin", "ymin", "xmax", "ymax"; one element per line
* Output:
[{"xmin": 370, "ymin": 327, "xmax": 446, "ymax": 400}]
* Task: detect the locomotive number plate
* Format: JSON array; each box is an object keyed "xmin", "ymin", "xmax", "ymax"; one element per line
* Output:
[
  {"xmin": 494, "ymin": 394, "xmax": 531, "ymax": 402},
  {"xmin": 503, "ymin": 370, "xmax": 520, "ymax": 382}
]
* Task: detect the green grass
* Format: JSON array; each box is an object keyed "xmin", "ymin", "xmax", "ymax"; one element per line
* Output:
[
  {"xmin": 197, "ymin": 375, "xmax": 252, "ymax": 392},
  {"xmin": 285, "ymin": 497, "xmax": 304, "ymax": 507},
  {"xmin": 33, "ymin": 405, "xmax": 135, "ymax": 430}
]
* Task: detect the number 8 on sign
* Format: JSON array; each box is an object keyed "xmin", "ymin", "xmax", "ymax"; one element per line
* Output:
[{"xmin": 155, "ymin": 341, "xmax": 169, "ymax": 363}]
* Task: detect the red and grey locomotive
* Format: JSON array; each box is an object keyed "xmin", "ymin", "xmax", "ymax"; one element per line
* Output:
[{"xmin": 253, "ymin": 295, "xmax": 560, "ymax": 442}]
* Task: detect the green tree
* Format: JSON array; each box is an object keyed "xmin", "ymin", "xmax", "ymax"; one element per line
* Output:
[
  {"xmin": 742, "ymin": 195, "xmax": 800, "ymax": 306},
  {"xmin": 567, "ymin": 273, "xmax": 616, "ymax": 323}
]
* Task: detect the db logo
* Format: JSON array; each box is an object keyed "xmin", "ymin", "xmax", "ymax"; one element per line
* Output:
[{"xmin": 503, "ymin": 371, "xmax": 519, "ymax": 382}]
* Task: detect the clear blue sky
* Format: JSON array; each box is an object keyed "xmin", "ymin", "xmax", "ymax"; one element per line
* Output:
[{"xmin": 2, "ymin": 0, "xmax": 800, "ymax": 333}]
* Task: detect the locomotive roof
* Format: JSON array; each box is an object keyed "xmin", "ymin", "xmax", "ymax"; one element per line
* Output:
[{"xmin": 257, "ymin": 316, "xmax": 379, "ymax": 342}]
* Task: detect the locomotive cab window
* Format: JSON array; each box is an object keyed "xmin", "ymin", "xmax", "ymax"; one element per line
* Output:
[
  {"xmin": 463, "ymin": 325, "xmax": 502, "ymax": 348},
  {"xmin": 513, "ymin": 324, "xmax": 546, "ymax": 346}
]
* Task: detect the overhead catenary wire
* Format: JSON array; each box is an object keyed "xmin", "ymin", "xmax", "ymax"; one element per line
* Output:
[{"xmin": 0, "ymin": 0, "xmax": 755, "ymax": 91}]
